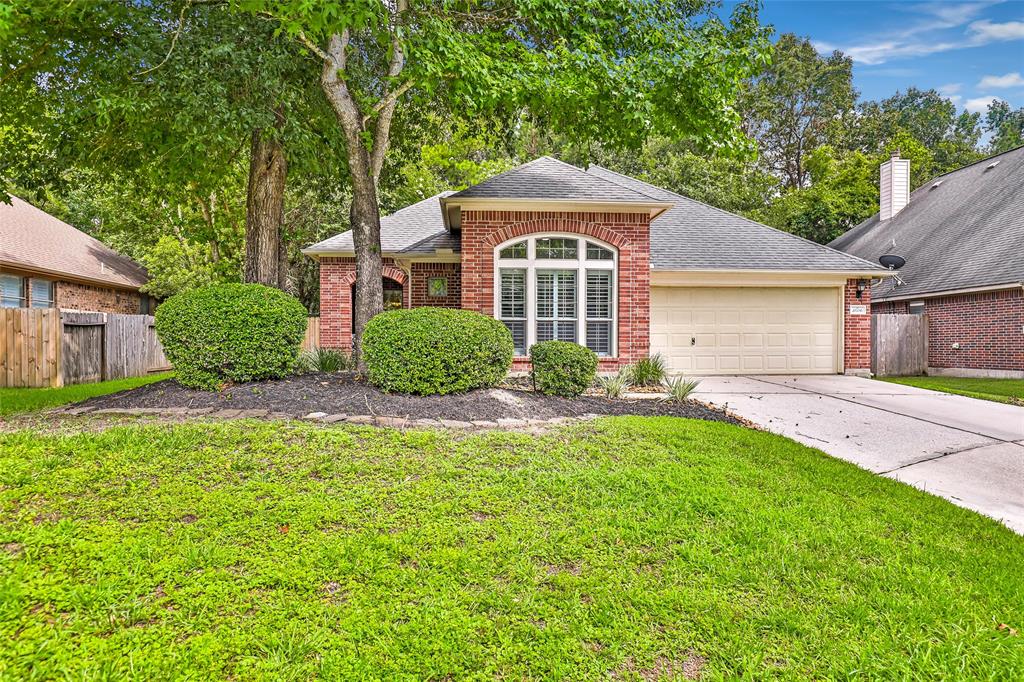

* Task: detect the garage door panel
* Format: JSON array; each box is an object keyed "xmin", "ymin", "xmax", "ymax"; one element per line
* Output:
[{"xmin": 650, "ymin": 287, "xmax": 839, "ymax": 375}]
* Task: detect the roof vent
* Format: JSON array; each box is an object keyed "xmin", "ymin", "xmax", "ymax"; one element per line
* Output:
[
  {"xmin": 986, "ymin": 160, "xmax": 1000, "ymax": 170},
  {"xmin": 930, "ymin": 180, "xmax": 943, "ymax": 189}
]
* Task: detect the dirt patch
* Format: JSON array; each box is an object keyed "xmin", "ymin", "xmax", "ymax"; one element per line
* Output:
[
  {"xmin": 614, "ymin": 653, "xmax": 707, "ymax": 680},
  {"xmin": 77, "ymin": 373, "xmax": 738, "ymax": 424}
]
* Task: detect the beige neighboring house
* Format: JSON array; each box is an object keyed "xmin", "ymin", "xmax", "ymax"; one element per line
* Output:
[{"xmin": 1, "ymin": 195, "xmax": 153, "ymax": 314}]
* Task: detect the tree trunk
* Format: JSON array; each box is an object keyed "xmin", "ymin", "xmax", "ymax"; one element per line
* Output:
[
  {"xmin": 244, "ymin": 127, "xmax": 287, "ymax": 286},
  {"xmin": 348, "ymin": 170, "xmax": 384, "ymax": 366}
]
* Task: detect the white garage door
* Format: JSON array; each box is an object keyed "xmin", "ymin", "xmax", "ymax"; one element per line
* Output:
[{"xmin": 650, "ymin": 287, "xmax": 840, "ymax": 375}]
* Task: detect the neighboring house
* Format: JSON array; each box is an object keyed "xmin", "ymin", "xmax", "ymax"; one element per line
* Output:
[
  {"xmin": 0, "ymin": 195, "xmax": 153, "ymax": 314},
  {"xmin": 830, "ymin": 147, "xmax": 1024, "ymax": 379},
  {"xmin": 305, "ymin": 157, "xmax": 887, "ymax": 375}
]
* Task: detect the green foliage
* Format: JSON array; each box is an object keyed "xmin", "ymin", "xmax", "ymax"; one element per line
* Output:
[
  {"xmin": 879, "ymin": 376, "xmax": 1024, "ymax": 406},
  {"xmin": 140, "ymin": 235, "xmax": 220, "ymax": 299},
  {"xmin": 597, "ymin": 370, "xmax": 632, "ymax": 399},
  {"xmin": 626, "ymin": 354, "xmax": 667, "ymax": 387},
  {"xmin": 2, "ymin": 419, "xmax": 1022, "ymax": 678},
  {"xmin": 663, "ymin": 376, "xmax": 701, "ymax": 402},
  {"xmin": 529, "ymin": 341, "xmax": 598, "ymax": 397},
  {"xmin": 0, "ymin": 374, "xmax": 172, "ymax": 417},
  {"xmin": 985, "ymin": 101, "xmax": 1024, "ymax": 154},
  {"xmin": 155, "ymin": 283, "xmax": 308, "ymax": 390},
  {"xmin": 362, "ymin": 308, "xmax": 513, "ymax": 395},
  {"xmin": 298, "ymin": 347, "xmax": 348, "ymax": 374}
]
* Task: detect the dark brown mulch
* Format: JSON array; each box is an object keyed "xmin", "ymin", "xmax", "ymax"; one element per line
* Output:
[{"xmin": 79, "ymin": 372, "xmax": 738, "ymax": 424}]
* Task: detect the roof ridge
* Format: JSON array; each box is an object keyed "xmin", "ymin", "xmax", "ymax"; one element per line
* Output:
[
  {"xmin": 588, "ymin": 166, "xmax": 884, "ymax": 271},
  {"xmin": 929, "ymin": 143, "xmax": 1024, "ymax": 182}
]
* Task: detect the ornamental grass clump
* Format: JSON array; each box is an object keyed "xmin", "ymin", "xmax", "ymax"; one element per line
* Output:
[
  {"xmin": 626, "ymin": 354, "xmax": 666, "ymax": 386},
  {"xmin": 663, "ymin": 376, "xmax": 701, "ymax": 403},
  {"xmin": 597, "ymin": 370, "xmax": 632, "ymax": 399},
  {"xmin": 155, "ymin": 283, "xmax": 308, "ymax": 390},
  {"xmin": 362, "ymin": 308, "xmax": 513, "ymax": 395}
]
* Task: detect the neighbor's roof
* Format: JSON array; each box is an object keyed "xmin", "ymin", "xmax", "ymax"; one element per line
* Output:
[
  {"xmin": 304, "ymin": 191, "xmax": 460, "ymax": 255},
  {"xmin": 586, "ymin": 165, "xmax": 885, "ymax": 272},
  {"xmin": 0, "ymin": 195, "xmax": 148, "ymax": 289},
  {"xmin": 305, "ymin": 158, "xmax": 886, "ymax": 273},
  {"xmin": 447, "ymin": 156, "xmax": 660, "ymax": 203},
  {"xmin": 830, "ymin": 145, "xmax": 1024, "ymax": 299}
]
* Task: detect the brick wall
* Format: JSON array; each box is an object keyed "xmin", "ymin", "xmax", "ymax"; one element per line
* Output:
[
  {"xmin": 843, "ymin": 279, "xmax": 872, "ymax": 372},
  {"xmin": 56, "ymin": 280, "xmax": 143, "ymax": 315},
  {"xmin": 459, "ymin": 210, "xmax": 651, "ymax": 370},
  {"xmin": 319, "ymin": 257, "xmax": 411, "ymax": 350},
  {"xmin": 410, "ymin": 262, "xmax": 461, "ymax": 308},
  {"xmin": 873, "ymin": 287, "xmax": 1023, "ymax": 372}
]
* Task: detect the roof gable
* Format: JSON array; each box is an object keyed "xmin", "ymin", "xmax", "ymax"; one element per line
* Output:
[
  {"xmin": 829, "ymin": 146, "xmax": 1024, "ymax": 299},
  {"xmin": 447, "ymin": 156, "xmax": 658, "ymax": 203},
  {"xmin": 0, "ymin": 196, "xmax": 148, "ymax": 289}
]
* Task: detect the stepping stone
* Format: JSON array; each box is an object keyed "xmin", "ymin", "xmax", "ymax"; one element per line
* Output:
[
  {"xmin": 187, "ymin": 408, "xmax": 215, "ymax": 415},
  {"xmin": 497, "ymin": 418, "xmax": 528, "ymax": 428},
  {"xmin": 439, "ymin": 419, "xmax": 473, "ymax": 429},
  {"xmin": 375, "ymin": 416, "xmax": 407, "ymax": 429},
  {"xmin": 323, "ymin": 414, "xmax": 348, "ymax": 423},
  {"xmin": 266, "ymin": 411, "xmax": 293, "ymax": 420},
  {"xmin": 159, "ymin": 407, "xmax": 192, "ymax": 415},
  {"xmin": 414, "ymin": 419, "xmax": 442, "ymax": 429},
  {"xmin": 303, "ymin": 412, "xmax": 328, "ymax": 420},
  {"xmin": 215, "ymin": 409, "xmax": 243, "ymax": 418},
  {"xmin": 237, "ymin": 409, "xmax": 270, "ymax": 418},
  {"xmin": 471, "ymin": 420, "xmax": 499, "ymax": 429},
  {"xmin": 63, "ymin": 406, "xmax": 95, "ymax": 416},
  {"xmin": 346, "ymin": 415, "xmax": 374, "ymax": 425}
]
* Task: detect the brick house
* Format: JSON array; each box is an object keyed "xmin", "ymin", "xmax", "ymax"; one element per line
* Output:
[
  {"xmin": 305, "ymin": 158, "xmax": 887, "ymax": 375},
  {"xmin": 1, "ymin": 195, "xmax": 152, "ymax": 314},
  {"xmin": 831, "ymin": 147, "xmax": 1024, "ymax": 379}
]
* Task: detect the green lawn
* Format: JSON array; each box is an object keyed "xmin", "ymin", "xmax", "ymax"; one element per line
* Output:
[
  {"xmin": 879, "ymin": 375, "xmax": 1024, "ymax": 405},
  {"xmin": 1, "ymin": 418, "xmax": 1022, "ymax": 679},
  {"xmin": 0, "ymin": 373, "xmax": 172, "ymax": 417}
]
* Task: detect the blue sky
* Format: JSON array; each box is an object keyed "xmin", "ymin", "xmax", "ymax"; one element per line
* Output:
[{"xmin": 724, "ymin": 1, "xmax": 1024, "ymax": 114}]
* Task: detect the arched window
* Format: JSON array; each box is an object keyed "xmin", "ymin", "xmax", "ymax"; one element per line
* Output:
[{"xmin": 494, "ymin": 234, "xmax": 616, "ymax": 357}]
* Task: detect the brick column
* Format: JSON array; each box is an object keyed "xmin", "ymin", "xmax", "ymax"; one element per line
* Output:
[{"xmin": 844, "ymin": 278, "xmax": 872, "ymax": 374}]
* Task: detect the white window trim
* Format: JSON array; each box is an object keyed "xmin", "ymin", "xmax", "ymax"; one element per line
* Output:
[{"xmin": 493, "ymin": 233, "xmax": 617, "ymax": 356}]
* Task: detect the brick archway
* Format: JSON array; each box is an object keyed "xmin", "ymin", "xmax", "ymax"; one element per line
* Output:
[
  {"xmin": 482, "ymin": 217, "xmax": 631, "ymax": 250},
  {"xmin": 337, "ymin": 264, "xmax": 407, "ymax": 287}
]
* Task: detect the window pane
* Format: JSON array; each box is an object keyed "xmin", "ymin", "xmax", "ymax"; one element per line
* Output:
[
  {"xmin": 557, "ymin": 271, "xmax": 576, "ymax": 318},
  {"xmin": 536, "ymin": 321, "xmax": 553, "ymax": 343},
  {"xmin": 0, "ymin": 274, "xmax": 25, "ymax": 308},
  {"xmin": 427, "ymin": 277, "xmax": 448, "ymax": 297},
  {"xmin": 586, "ymin": 243, "xmax": 613, "ymax": 260},
  {"xmin": 586, "ymin": 271, "xmax": 612, "ymax": 319},
  {"xmin": 503, "ymin": 320, "xmax": 526, "ymax": 355},
  {"xmin": 535, "ymin": 271, "xmax": 554, "ymax": 318},
  {"xmin": 499, "ymin": 241, "xmax": 527, "ymax": 259},
  {"xmin": 555, "ymin": 322, "xmax": 577, "ymax": 343},
  {"xmin": 500, "ymin": 270, "xmax": 526, "ymax": 318},
  {"xmin": 30, "ymin": 278, "xmax": 54, "ymax": 308},
  {"xmin": 586, "ymin": 321, "xmax": 612, "ymax": 355},
  {"xmin": 536, "ymin": 238, "xmax": 578, "ymax": 259}
]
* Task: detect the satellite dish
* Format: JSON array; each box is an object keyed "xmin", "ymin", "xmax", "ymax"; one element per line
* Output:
[{"xmin": 879, "ymin": 254, "xmax": 906, "ymax": 270}]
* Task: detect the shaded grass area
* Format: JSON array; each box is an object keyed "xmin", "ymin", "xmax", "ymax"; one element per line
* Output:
[
  {"xmin": 0, "ymin": 373, "xmax": 173, "ymax": 417},
  {"xmin": 879, "ymin": 375, "xmax": 1024, "ymax": 405},
  {"xmin": 1, "ymin": 418, "xmax": 1022, "ymax": 679}
]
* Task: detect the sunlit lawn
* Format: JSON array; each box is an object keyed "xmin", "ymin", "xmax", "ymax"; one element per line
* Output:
[
  {"xmin": 879, "ymin": 375, "xmax": 1024, "ymax": 405},
  {"xmin": 1, "ymin": 418, "xmax": 1022, "ymax": 679},
  {"xmin": 0, "ymin": 373, "xmax": 172, "ymax": 417}
]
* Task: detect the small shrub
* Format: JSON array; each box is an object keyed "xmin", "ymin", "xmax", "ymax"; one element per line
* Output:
[
  {"xmin": 363, "ymin": 307, "xmax": 513, "ymax": 394},
  {"xmin": 155, "ymin": 283, "xmax": 308, "ymax": 390},
  {"xmin": 298, "ymin": 347, "xmax": 348, "ymax": 374},
  {"xmin": 627, "ymin": 354, "xmax": 666, "ymax": 386},
  {"xmin": 598, "ymin": 370, "xmax": 632, "ymax": 399},
  {"xmin": 530, "ymin": 341, "xmax": 598, "ymax": 397},
  {"xmin": 663, "ymin": 376, "xmax": 701, "ymax": 402}
]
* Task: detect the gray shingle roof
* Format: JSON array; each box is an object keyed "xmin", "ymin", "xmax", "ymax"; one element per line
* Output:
[
  {"xmin": 303, "ymin": 191, "xmax": 458, "ymax": 256},
  {"xmin": 447, "ymin": 156, "xmax": 659, "ymax": 203},
  {"xmin": 829, "ymin": 146, "xmax": 1024, "ymax": 299},
  {"xmin": 586, "ymin": 166, "xmax": 885, "ymax": 272}
]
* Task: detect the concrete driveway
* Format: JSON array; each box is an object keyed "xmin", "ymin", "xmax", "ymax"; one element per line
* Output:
[{"xmin": 693, "ymin": 375, "xmax": 1024, "ymax": 533}]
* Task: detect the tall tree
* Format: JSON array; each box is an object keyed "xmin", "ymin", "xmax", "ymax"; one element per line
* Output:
[
  {"xmin": 740, "ymin": 33, "xmax": 856, "ymax": 188},
  {"xmin": 239, "ymin": 0, "xmax": 769, "ymax": 362},
  {"xmin": 985, "ymin": 100, "xmax": 1024, "ymax": 154}
]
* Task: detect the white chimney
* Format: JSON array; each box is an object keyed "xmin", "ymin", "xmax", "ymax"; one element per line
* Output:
[{"xmin": 879, "ymin": 151, "xmax": 910, "ymax": 221}]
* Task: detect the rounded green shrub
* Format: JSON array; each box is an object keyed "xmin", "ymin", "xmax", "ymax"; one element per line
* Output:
[
  {"xmin": 363, "ymin": 307, "xmax": 513, "ymax": 395},
  {"xmin": 155, "ymin": 283, "xmax": 308, "ymax": 390},
  {"xmin": 529, "ymin": 341, "xmax": 598, "ymax": 397}
]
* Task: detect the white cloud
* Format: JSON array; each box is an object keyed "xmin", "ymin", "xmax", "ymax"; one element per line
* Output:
[
  {"xmin": 968, "ymin": 19, "xmax": 1024, "ymax": 41},
  {"xmin": 815, "ymin": 3, "xmax": 1024, "ymax": 65},
  {"xmin": 978, "ymin": 72, "xmax": 1024, "ymax": 88},
  {"xmin": 964, "ymin": 95, "xmax": 1005, "ymax": 113},
  {"xmin": 938, "ymin": 83, "xmax": 962, "ymax": 95},
  {"xmin": 947, "ymin": 95, "xmax": 964, "ymax": 106}
]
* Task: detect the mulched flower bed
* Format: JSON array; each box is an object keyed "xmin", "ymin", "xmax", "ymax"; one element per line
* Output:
[{"xmin": 79, "ymin": 372, "xmax": 738, "ymax": 424}]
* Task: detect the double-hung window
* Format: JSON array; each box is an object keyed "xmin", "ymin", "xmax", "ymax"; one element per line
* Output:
[
  {"xmin": 0, "ymin": 274, "xmax": 26, "ymax": 308},
  {"xmin": 494, "ymin": 235, "xmax": 616, "ymax": 356},
  {"xmin": 29, "ymin": 278, "xmax": 55, "ymax": 308}
]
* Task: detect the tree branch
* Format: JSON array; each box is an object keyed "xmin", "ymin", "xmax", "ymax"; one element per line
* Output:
[
  {"xmin": 369, "ymin": 0, "xmax": 408, "ymax": 184},
  {"xmin": 137, "ymin": 0, "xmax": 192, "ymax": 76}
]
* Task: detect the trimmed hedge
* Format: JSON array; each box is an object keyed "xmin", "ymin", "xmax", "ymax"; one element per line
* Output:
[
  {"xmin": 363, "ymin": 308, "xmax": 513, "ymax": 395},
  {"xmin": 155, "ymin": 283, "xmax": 308, "ymax": 390},
  {"xmin": 530, "ymin": 341, "xmax": 598, "ymax": 397}
]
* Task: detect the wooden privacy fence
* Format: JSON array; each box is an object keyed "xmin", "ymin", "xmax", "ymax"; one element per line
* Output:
[
  {"xmin": 1, "ymin": 309, "xmax": 171, "ymax": 388},
  {"xmin": 302, "ymin": 317, "xmax": 320, "ymax": 351},
  {"xmin": 872, "ymin": 313, "xmax": 928, "ymax": 377}
]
